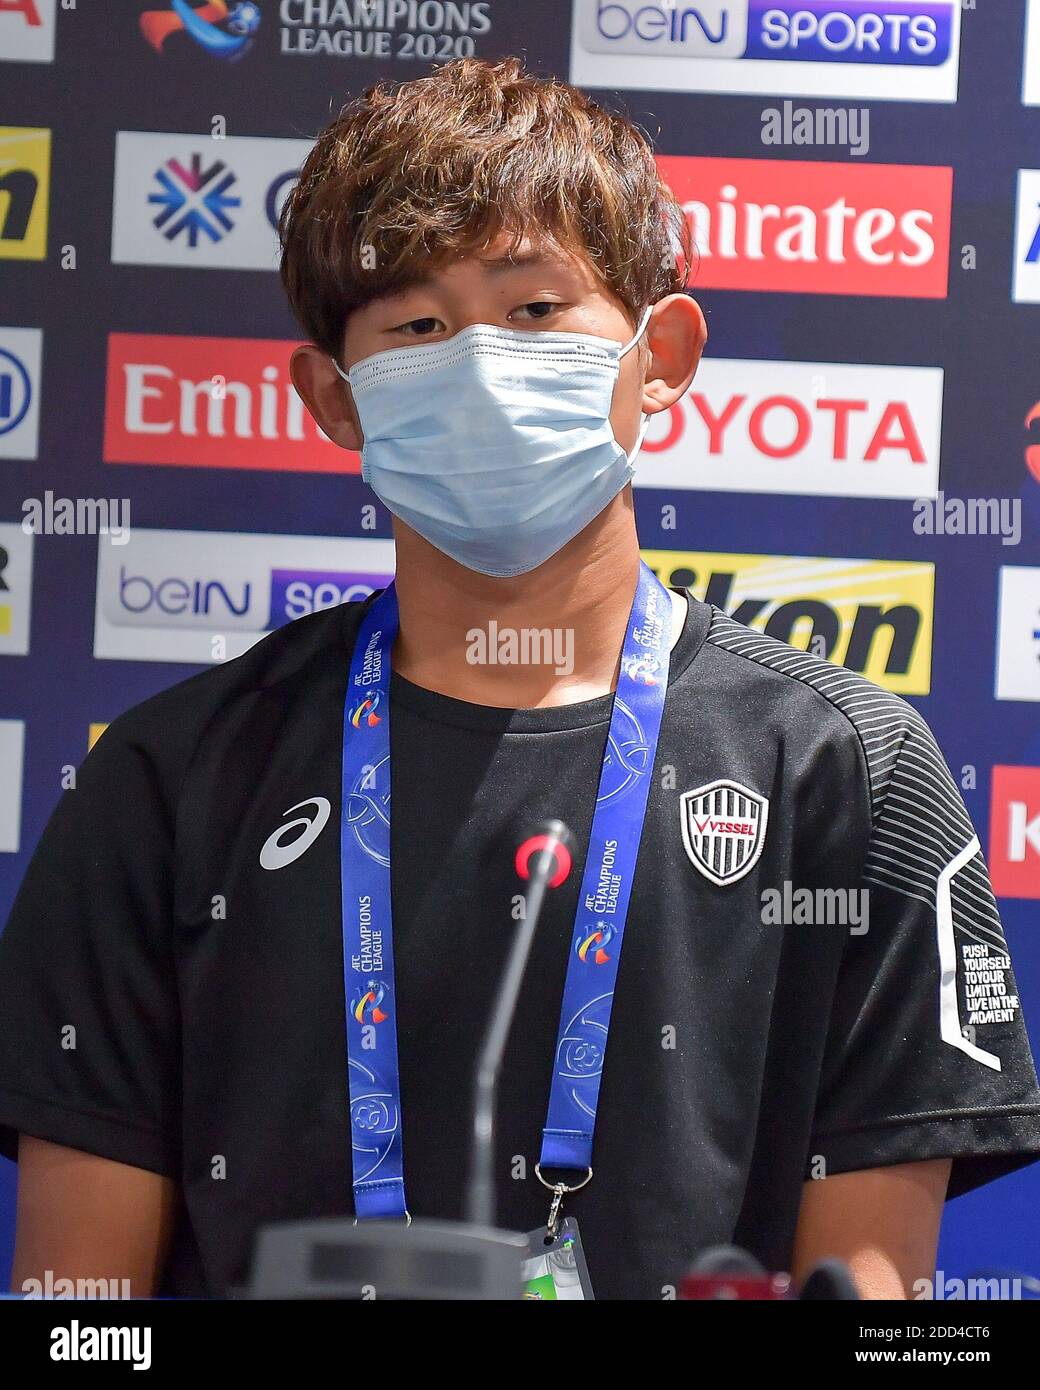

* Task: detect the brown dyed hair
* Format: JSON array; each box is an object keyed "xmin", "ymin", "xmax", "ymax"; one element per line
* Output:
[{"xmin": 279, "ymin": 56, "xmax": 690, "ymax": 360}]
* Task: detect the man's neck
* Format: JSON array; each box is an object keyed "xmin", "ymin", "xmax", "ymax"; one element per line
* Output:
[{"xmin": 389, "ymin": 494, "xmax": 680, "ymax": 708}]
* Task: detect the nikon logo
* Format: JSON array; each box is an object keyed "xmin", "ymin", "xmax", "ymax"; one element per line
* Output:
[{"xmin": 642, "ymin": 549, "xmax": 934, "ymax": 694}]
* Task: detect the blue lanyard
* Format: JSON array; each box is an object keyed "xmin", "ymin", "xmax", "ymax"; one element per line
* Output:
[{"xmin": 341, "ymin": 562, "xmax": 672, "ymax": 1220}]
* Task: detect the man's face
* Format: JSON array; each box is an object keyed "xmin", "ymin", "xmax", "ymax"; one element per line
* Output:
[
  {"xmin": 339, "ymin": 230, "xmax": 652, "ymax": 455},
  {"xmin": 290, "ymin": 228, "xmax": 705, "ymax": 485}
]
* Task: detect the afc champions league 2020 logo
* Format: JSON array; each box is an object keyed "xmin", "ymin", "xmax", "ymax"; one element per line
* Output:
[{"xmin": 139, "ymin": 2, "xmax": 261, "ymax": 60}]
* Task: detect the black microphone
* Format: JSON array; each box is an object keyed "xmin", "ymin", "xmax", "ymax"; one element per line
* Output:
[
  {"xmin": 799, "ymin": 1258, "xmax": 861, "ymax": 1300},
  {"xmin": 466, "ymin": 818, "xmax": 575, "ymax": 1230}
]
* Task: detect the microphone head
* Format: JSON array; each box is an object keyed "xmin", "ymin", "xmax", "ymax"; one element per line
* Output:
[
  {"xmin": 798, "ymin": 1259, "xmax": 860, "ymax": 1300},
  {"xmin": 514, "ymin": 820, "xmax": 574, "ymax": 887}
]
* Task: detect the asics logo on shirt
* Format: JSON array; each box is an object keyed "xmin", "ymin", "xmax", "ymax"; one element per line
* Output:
[{"xmin": 259, "ymin": 797, "xmax": 332, "ymax": 870}]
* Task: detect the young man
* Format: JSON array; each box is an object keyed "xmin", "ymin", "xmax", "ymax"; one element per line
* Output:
[{"xmin": 2, "ymin": 58, "xmax": 1039, "ymax": 1302}]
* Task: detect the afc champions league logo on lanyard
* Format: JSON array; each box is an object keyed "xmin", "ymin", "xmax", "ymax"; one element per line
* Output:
[
  {"xmin": 576, "ymin": 921, "xmax": 616, "ymax": 966},
  {"xmin": 349, "ymin": 689, "xmax": 383, "ymax": 728},
  {"xmin": 352, "ymin": 979, "xmax": 388, "ymax": 1025}
]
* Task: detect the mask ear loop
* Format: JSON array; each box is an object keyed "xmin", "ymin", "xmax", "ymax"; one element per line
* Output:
[
  {"xmin": 619, "ymin": 303, "xmax": 654, "ymax": 359},
  {"xmin": 625, "ymin": 411, "xmax": 653, "ymax": 466},
  {"xmin": 329, "ymin": 356, "xmax": 371, "ymax": 479},
  {"xmin": 620, "ymin": 304, "xmax": 655, "ymax": 464}
]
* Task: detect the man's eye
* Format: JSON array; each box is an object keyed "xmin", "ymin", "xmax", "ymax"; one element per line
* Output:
[
  {"xmin": 396, "ymin": 317, "xmax": 442, "ymax": 336},
  {"xmin": 512, "ymin": 302, "xmax": 559, "ymax": 322}
]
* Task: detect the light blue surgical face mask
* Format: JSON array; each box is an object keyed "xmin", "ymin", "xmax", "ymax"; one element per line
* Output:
[{"xmin": 332, "ymin": 305, "xmax": 653, "ymax": 577}]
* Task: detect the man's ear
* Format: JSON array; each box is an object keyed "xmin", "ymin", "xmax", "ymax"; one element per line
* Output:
[
  {"xmin": 641, "ymin": 293, "xmax": 707, "ymax": 415},
  {"xmin": 290, "ymin": 343, "xmax": 364, "ymax": 453}
]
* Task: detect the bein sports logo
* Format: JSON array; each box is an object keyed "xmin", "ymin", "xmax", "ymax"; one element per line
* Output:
[
  {"xmin": 112, "ymin": 562, "xmax": 387, "ymax": 631},
  {"xmin": 576, "ymin": 1, "xmax": 954, "ymax": 66},
  {"xmin": 268, "ymin": 568, "xmax": 391, "ymax": 627},
  {"xmin": 117, "ymin": 564, "xmax": 251, "ymax": 625},
  {"xmin": 140, "ymin": 1, "xmax": 261, "ymax": 60}
]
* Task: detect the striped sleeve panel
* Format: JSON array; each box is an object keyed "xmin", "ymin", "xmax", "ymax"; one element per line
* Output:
[{"xmin": 704, "ymin": 607, "xmax": 1010, "ymax": 1069}]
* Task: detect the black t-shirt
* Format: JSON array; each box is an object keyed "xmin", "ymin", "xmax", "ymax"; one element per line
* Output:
[{"xmin": 1, "ymin": 588, "xmax": 1039, "ymax": 1300}]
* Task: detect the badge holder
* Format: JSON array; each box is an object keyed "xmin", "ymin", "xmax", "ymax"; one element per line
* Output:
[{"xmin": 522, "ymin": 1166, "xmax": 596, "ymax": 1300}]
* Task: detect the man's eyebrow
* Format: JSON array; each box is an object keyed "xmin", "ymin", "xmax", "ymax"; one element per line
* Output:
[
  {"xmin": 369, "ymin": 249, "xmax": 557, "ymax": 306},
  {"xmin": 474, "ymin": 249, "xmax": 554, "ymax": 273},
  {"xmin": 368, "ymin": 277, "xmax": 434, "ymax": 306}
]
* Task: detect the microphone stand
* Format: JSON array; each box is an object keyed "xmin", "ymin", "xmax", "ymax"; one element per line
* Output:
[
  {"xmin": 468, "ymin": 819, "xmax": 572, "ymax": 1230},
  {"xmin": 241, "ymin": 819, "xmax": 574, "ymax": 1300}
]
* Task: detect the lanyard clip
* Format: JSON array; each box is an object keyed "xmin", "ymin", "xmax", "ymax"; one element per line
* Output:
[
  {"xmin": 545, "ymin": 1184, "xmax": 566, "ymax": 1242},
  {"xmin": 535, "ymin": 1164, "xmax": 593, "ymax": 1241}
]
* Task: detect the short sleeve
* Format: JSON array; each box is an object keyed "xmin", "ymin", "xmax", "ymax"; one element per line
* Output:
[
  {"xmin": 0, "ymin": 722, "xmax": 181, "ymax": 1177},
  {"xmin": 808, "ymin": 709, "xmax": 1040, "ymax": 1197}
]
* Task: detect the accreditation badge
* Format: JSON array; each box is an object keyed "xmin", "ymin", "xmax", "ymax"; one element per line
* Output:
[{"xmin": 521, "ymin": 1218, "xmax": 595, "ymax": 1300}]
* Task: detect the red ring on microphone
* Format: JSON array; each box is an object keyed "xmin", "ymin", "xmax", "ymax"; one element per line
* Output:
[{"xmin": 515, "ymin": 834, "xmax": 572, "ymax": 887}]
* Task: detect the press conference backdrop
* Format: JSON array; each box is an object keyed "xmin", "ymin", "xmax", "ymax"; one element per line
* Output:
[{"xmin": 2, "ymin": 0, "xmax": 1039, "ymax": 1291}]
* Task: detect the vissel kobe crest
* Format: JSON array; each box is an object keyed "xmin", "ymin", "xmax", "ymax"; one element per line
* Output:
[{"xmin": 680, "ymin": 779, "xmax": 769, "ymax": 887}]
